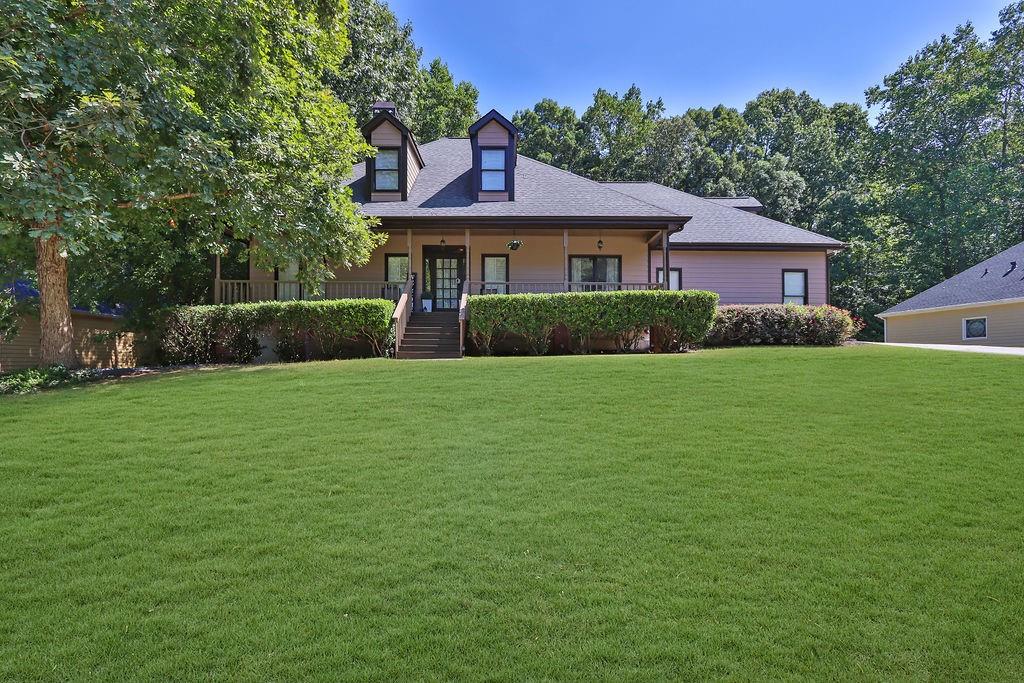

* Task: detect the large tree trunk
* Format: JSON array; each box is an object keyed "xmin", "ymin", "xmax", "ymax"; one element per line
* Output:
[{"xmin": 35, "ymin": 235, "xmax": 77, "ymax": 367}]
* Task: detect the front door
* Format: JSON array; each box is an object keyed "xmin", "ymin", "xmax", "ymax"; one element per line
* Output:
[{"xmin": 423, "ymin": 245, "xmax": 465, "ymax": 310}]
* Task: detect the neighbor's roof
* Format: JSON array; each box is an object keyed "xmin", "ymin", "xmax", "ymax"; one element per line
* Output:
[
  {"xmin": 879, "ymin": 241, "xmax": 1024, "ymax": 316},
  {"xmin": 704, "ymin": 196, "xmax": 764, "ymax": 212},
  {"xmin": 347, "ymin": 138, "xmax": 679, "ymax": 221},
  {"xmin": 602, "ymin": 182, "xmax": 844, "ymax": 248}
]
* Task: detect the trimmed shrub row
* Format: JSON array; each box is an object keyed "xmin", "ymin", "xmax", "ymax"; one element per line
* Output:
[
  {"xmin": 157, "ymin": 299, "xmax": 394, "ymax": 365},
  {"xmin": 467, "ymin": 290, "xmax": 720, "ymax": 355},
  {"xmin": 706, "ymin": 304, "xmax": 863, "ymax": 347}
]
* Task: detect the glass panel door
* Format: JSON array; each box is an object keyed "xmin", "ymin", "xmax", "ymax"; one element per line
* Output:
[{"xmin": 434, "ymin": 257, "xmax": 461, "ymax": 309}]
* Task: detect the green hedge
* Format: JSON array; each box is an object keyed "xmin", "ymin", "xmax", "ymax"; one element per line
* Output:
[
  {"xmin": 467, "ymin": 290, "xmax": 719, "ymax": 355},
  {"xmin": 157, "ymin": 299, "xmax": 395, "ymax": 365},
  {"xmin": 706, "ymin": 304, "xmax": 863, "ymax": 346}
]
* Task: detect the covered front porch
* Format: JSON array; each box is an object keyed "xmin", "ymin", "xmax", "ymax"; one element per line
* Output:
[{"xmin": 213, "ymin": 225, "xmax": 676, "ymax": 309}]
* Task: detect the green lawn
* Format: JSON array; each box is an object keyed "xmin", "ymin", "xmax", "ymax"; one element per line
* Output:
[{"xmin": 2, "ymin": 347, "xmax": 1023, "ymax": 680}]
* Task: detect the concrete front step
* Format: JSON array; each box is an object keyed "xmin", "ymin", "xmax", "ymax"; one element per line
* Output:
[
  {"xmin": 399, "ymin": 312, "xmax": 462, "ymax": 358},
  {"xmin": 396, "ymin": 350, "xmax": 462, "ymax": 359}
]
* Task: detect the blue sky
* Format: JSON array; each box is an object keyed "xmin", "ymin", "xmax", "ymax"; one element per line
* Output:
[{"xmin": 387, "ymin": 0, "xmax": 1007, "ymax": 116}]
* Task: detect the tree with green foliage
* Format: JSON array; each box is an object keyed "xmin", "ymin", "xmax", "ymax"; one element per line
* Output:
[
  {"xmin": 0, "ymin": 286, "xmax": 19, "ymax": 344},
  {"xmin": 991, "ymin": 1, "xmax": 1024, "ymax": 245},
  {"xmin": 513, "ymin": 98, "xmax": 589, "ymax": 173},
  {"xmin": 867, "ymin": 24, "xmax": 998, "ymax": 285},
  {"xmin": 580, "ymin": 85, "xmax": 664, "ymax": 181},
  {"xmin": 330, "ymin": 0, "xmax": 422, "ymax": 126},
  {"xmin": 1, "ymin": 0, "xmax": 381, "ymax": 366},
  {"xmin": 412, "ymin": 58, "xmax": 479, "ymax": 142}
]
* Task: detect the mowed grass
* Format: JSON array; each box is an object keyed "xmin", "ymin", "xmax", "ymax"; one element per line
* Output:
[{"xmin": 1, "ymin": 347, "xmax": 1023, "ymax": 680}]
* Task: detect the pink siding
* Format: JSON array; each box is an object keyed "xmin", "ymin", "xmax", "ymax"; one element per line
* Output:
[
  {"xmin": 476, "ymin": 120, "xmax": 510, "ymax": 146},
  {"xmin": 649, "ymin": 250, "xmax": 829, "ymax": 305}
]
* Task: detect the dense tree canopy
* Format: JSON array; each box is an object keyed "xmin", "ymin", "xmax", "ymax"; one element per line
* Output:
[
  {"xmin": 331, "ymin": 0, "xmax": 422, "ymax": 126},
  {"xmin": 1, "ymin": 0, "xmax": 381, "ymax": 363},
  {"xmin": 412, "ymin": 58, "xmax": 479, "ymax": 142}
]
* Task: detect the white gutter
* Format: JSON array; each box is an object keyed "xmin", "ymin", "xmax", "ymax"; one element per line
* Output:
[{"xmin": 877, "ymin": 296, "xmax": 1024, "ymax": 318}]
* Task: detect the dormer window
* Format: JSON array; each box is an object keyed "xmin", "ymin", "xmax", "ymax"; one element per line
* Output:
[
  {"xmin": 374, "ymin": 148, "xmax": 400, "ymax": 191},
  {"xmin": 481, "ymin": 149, "xmax": 506, "ymax": 191},
  {"xmin": 469, "ymin": 109, "xmax": 518, "ymax": 201},
  {"xmin": 360, "ymin": 102, "xmax": 424, "ymax": 202}
]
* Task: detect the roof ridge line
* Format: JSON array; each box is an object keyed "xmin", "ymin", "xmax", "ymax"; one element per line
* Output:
[
  {"xmin": 515, "ymin": 156, "xmax": 688, "ymax": 218},
  {"xmin": 616, "ymin": 181, "xmax": 845, "ymax": 244}
]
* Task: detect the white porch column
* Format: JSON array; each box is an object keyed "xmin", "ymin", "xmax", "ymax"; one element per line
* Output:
[
  {"xmin": 406, "ymin": 227, "xmax": 414, "ymax": 305},
  {"xmin": 464, "ymin": 228, "xmax": 471, "ymax": 286},
  {"xmin": 214, "ymin": 253, "xmax": 222, "ymax": 303},
  {"xmin": 662, "ymin": 228, "xmax": 670, "ymax": 289},
  {"xmin": 562, "ymin": 228, "xmax": 569, "ymax": 291}
]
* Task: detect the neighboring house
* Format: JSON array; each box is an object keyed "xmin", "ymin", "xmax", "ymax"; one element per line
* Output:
[
  {"xmin": 0, "ymin": 281, "xmax": 139, "ymax": 372},
  {"xmin": 878, "ymin": 241, "xmax": 1024, "ymax": 347},
  {"xmin": 213, "ymin": 104, "xmax": 845, "ymax": 357}
]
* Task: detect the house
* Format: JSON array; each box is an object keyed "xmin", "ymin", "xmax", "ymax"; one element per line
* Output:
[
  {"xmin": 213, "ymin": 104, "xmax": 845, "ymax": 357},
  {"xmin": 0, "ymin": 282, "xmax": 140, "ymax": 372},
  {"xmin": 878, "ymin": 241, "xmax": 1024, "ymax": 347}
]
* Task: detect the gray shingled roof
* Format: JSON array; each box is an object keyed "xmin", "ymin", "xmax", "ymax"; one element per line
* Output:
[
  {"xmin": 348, "ymin": 138, "xmax": 677, "ymax": 220},
  {"xmin": 603, "ymin": 182, "xmax": 844, "ymax": 247},
  {"xmin": 880, "ymin": 241, "xmax": 1024, "ymax": 316},
  {"xmin": 347, "ymin": 138, "xmax": 845, "ymax": 248},
  {"xmin": 705, "ymin": 196, "xmax": 764, "ymax": 212}
]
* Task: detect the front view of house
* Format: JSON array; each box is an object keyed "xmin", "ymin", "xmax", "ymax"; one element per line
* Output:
[{"xmin": 214, "ymin": 103, "xmax": 845, "ymax": 356}]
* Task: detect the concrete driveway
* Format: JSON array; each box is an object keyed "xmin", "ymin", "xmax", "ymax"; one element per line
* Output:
[{"xmin": 869, "ymin": 342, "xmax": 1024, "ymax": 356}]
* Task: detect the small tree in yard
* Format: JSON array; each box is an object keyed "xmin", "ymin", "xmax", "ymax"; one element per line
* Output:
[
  {"xmin": 1, "ymin": 0, "xmax": 384, "ymax": 366},
  {"xmin": 0, "ymin": 287, "xmax": 18, "ymax": 344}
]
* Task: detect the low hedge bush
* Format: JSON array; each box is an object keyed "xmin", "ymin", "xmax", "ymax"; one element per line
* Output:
[
  {"xmin": 706, "ymin": 304, "xmax": 863, "ymax": 346},
  {"xmin": 467, "ymin": 290, "xmax": 719, "ymax": 355},
  {"xmin": 157, "ymin": 299, "xmax": 394, "ymax": 365}
]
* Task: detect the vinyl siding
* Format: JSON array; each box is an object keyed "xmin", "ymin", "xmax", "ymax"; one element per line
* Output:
[
  {"xmin": 406, "ymin": 146, "xmax": 421, "ymax": 194},
  {"xmin": 884, "ymin": 302, "xmax": 1024, "ymax": 346},
  {"xmin": 369, "ymin": 120, "xmax": 401, "ymax": 147},
  {"xmin": 650, "ymin": 250, "xmax": 829, "ymax": 305},
  {"xmin": 476, "ymin": 120, "xmax": 510, "ymax": 146},
  {"xmin": 0, "ymin": 313, "xmax": 139, "ymax": 372}
]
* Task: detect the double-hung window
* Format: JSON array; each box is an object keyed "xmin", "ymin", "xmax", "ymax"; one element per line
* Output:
[
  {"xmin": 782, "ymin": 269, "xmax": 808, "ymax": 305},
  {"xmin": 656, "ymin": 267, "xmax": 682, "ymax": 291},
  {"xmin": 570, "ymin": 256, "xmax": 621, "ymax": 291},
  {"xmin": 374, "ymin": 148, "xmax": 400, "ymax": 191},
  {"xmin": 385, "ymin": 254, "xmax": 409, "ymax": 282},
  {"xmin": 482, "ymin": 255, "xmax": 509, "ymax": 294},
  {"xmin": 481, "ymin": 149, "xmax": 506, "ymax": 191}
]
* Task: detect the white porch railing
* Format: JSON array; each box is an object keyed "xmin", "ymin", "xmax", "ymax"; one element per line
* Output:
[
  {"xmin": 215, "ymin": 279, "xmax": 406, "ymax": 304},
  {"xmin": 392, "ymin": 275, "xmax": 414, "ymax": 354}
]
